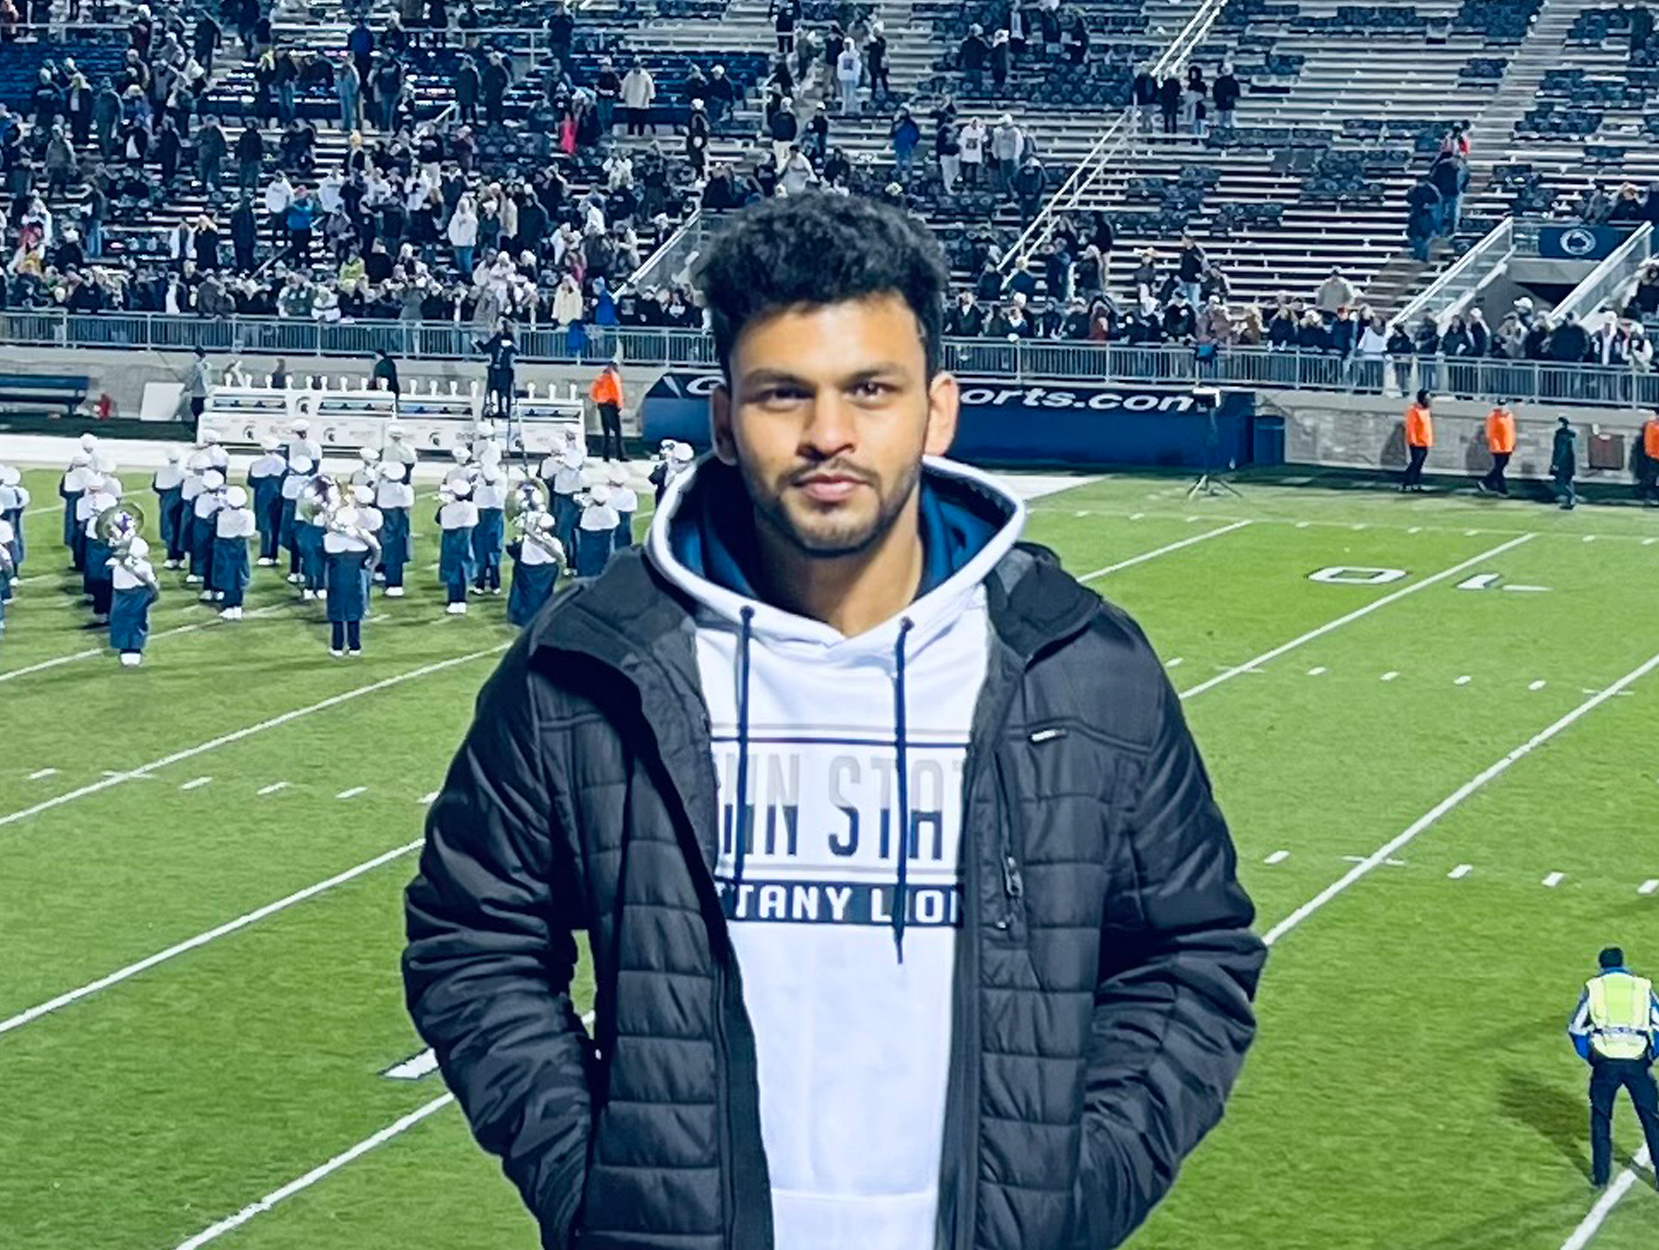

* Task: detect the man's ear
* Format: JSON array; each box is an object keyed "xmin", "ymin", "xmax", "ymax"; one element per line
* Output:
[
  {"xmin": 710, "ymin": 381, "xmax": 738, "ymax": 465},
  {"xmin": 924, "ymin": 371, "xmax": 959, "ymax": 458}
]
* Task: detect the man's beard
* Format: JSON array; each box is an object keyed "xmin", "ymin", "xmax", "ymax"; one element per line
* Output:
[{"xmin": 737, "ymin": 452, "xmax": 921, "ymax": 560}]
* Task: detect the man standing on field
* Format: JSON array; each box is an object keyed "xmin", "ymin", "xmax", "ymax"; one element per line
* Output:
[{"xmin": 404, "ymin": 193, "xmax": 1265, "ymax": 1250}]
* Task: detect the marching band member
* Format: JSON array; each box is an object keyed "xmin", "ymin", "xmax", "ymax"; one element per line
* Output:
[
  {"xmin": 375, "ymin": 462, "xmax": 414, "ymax": 597},
  {"xmin": 385, "ymin": 423, "xmax": 420, "ymax": 472},
  {"xmin": 574, "ymin": 482, "xmax": 620, "ymax": 578},
  {"xmin": 178, "ymin": 453, "xmax": 209, "ymax": 577},
  {"xmin": 0, "ymin": 514, "xmax": 14, "ymax": 631},
  {"xmin": 153, "ymin": 449, "xmax": 187, "ymax": 570},
  {"xmin": 551, "ymin": 445, "xmax": 584, "ymax": 560},
  {"xmin": 351, "ymin": 446, "xmax": 381, "ymax": 493},
  {"xmin": 296, "ymin": 472, "xmax": 330, "ymax": 601},
  {"xmin": 350, "ymin": 484, "xmax": 385, "ymax": 585},
  {"xmin": 323, "ymin": 505, "xmax": 381, "ymax": 656},
  {"xmin": 470, "ymin": 419, "xmax": 500, "ymax": 467},
  {"xmin": 607, "ymin": 463, "xmax": 638, "ymax": 550},
  {"xmin": 279, "ymin": 453, "xmax": 313, "ymax": 584},
  {"xmin": 0, "ymin": 465, "xmax": 27, "ymax": 579},
  {"xmin": 81, "ymin": 432, "xmax": 111, "ymax": 473},
  {"xmin": 287, "ymin": 416, "xmax": 322, "ymax": 464},
  {"xmin": 647, "ymin": 438, "xmax": 675, "ymax": 507},
  {"xmin": 79, "ymin": 473, "xmax": 119, "ymax": 624},
  {"xmin": 191, "ymin": 469, "xmax": 226, "ymax": 599},
  {"xmin": 445, "ymin": 444, "xmax": 479, "ymax": 491},
  {"xmin": 212, "ymin": 485, "xmax": 256, "ymax": 620},
  {"xmin": 506, "ymin": 510, "xmax": 563, "ymax": 628},
  {"xmin": 437, "ymin": 479, "xmax": 478, "ymax": 615},
  {"xmin": 247, "ymin": 436, "xmax": 287, "ymax": 566},
  {"xmin": 471, "ymin": 460, "xmax": 506, "ymax": 596},
  {"xmin": 62, "ymin": 450, "xmax": 92, "ymax": 571},
  {"xmin": 202, "ymin": 430, "xmax": 230, "ymax": 474},
  {"xmin": 109, "ymin": 536, "xmax": 160, "ymax": 666}
]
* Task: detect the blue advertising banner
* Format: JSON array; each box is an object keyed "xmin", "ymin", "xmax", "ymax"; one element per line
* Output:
[
  {"xmin": 1537, "ymin": 225, "xmax": 1637, "ymax": 261},
  {"xmin": 641, "ymin": 373, "xmax": 1263, "ymax": 469}
]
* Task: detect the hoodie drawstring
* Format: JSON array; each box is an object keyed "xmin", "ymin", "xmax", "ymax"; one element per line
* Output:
[
  {"xmin": 728, "ymin": 608, "xmax": 915, "ymax": 964},
  {"xmin": 731, "ymin": 606, "xmax": 756, "ymax": 897},
  {"xmin": 892, "ymin": 617, "xmax": 914, "ymax": 962}
]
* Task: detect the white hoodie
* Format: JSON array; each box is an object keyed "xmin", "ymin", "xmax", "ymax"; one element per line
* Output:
[{"xmin": 645, "ymin": 454, "xmax": 1025, "ymax": 1250}]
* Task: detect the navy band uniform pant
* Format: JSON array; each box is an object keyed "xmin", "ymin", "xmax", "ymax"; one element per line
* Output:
[{"xmin": 1589, "ymin": 1056, "xmax": 1659, "ymax": 1186}]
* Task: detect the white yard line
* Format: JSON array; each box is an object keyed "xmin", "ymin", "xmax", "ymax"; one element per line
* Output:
[
  {"xmin": 1262, "ymin": 649, "xmax": 1659, "ymax": 948},
  {"xmin": 336, "ymin": 786, "xmax": 367, "ymax": 800},
  {"xmin": 179, "ymin": 777, "xmax": 213, "ymax": 792},
  {"xmin": 1264, "ymin": 850, "xmax": 1289, "ymax": 864},
  {"xmin": 1178, "ymin": 535, "xmax": 1536, "ymax": 700},
  {"xmin": 1448, "ymin": 864, "xmax": 1473, "ymax": 879},
  {"xmin": 0, "ymin": 840, "xmax": 424, "ymax": 1037},
  {"xmin": 0, "ymin": 602, "xmax": 288, "ymax": 684},
  {"xmin": 0, "ymin": 646, "xmax": 507, "ymax": 833},
  {"xmin": 1558, "ymin": 1148, "xmax": 1651, "ymax": 1250},
  {"xmin": 1076, "ymin": 520, "xmax": 1252, "ymax": 582},
  {"xmin": 171, "ymin": 1010, "xmax": 598, "ymax": 1249},
  {"xmin": 256, "ymin": 782, "xmax": 291, "ymax": 797},
  {"xmin": 28, "ymin": 768, "xmax": 59, "ymax": 780}
]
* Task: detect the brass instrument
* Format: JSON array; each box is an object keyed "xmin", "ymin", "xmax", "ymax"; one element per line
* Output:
[
  {"xmin": 294, "ymin": 474, "xmax": 345, "ymax": 528},
  {"xmin": 505, "ymin": 475, "xmax": 549, "ymax": 543},
  {"xmin": 95, "ymin": 501, "xmax": 147, "ymax": 550}
]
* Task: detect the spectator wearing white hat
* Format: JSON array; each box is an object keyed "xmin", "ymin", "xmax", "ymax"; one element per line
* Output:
[{"xmin": 213, "ymin": 485, "xmax": 256, "ymax": 619}]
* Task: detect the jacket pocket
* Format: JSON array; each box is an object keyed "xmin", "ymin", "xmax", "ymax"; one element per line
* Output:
[{"xmin": 991, "ymin": 744, "xmax": 1028, "ymax": 940}]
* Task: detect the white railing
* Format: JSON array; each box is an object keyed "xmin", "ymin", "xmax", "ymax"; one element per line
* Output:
[
  {"xmin": 1390, "ymin": 217, "xmax": 1514, "ymax": 331},
  {"xmin": 996, "ymin": 0, "xmax": 1231, "ymax": 275}
]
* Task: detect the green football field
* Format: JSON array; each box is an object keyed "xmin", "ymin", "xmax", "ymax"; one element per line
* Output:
[{"xmin": 3, "ymin": 460, "xmax": 1658, "ymax": 1250}]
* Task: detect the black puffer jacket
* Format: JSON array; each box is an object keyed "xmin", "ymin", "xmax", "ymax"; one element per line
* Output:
[{"xmin": 404, "ymin": 538, "xmax": 1265, "ymax": 1250}]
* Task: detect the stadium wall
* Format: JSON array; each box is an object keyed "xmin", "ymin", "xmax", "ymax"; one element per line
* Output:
[{"xmin": 0, "ymin": 348, "xmax": 1651, "ymax": 485}]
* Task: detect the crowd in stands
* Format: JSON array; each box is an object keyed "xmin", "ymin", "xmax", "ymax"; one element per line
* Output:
[{"xmin": 2, "ymin": 0, "xmax": 1659, "ymax": 395}]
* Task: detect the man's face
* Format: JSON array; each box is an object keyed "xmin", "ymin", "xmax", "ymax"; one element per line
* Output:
[{"xmin": 711, "ymin": 294, "xmax": 957, "ymax": 560}]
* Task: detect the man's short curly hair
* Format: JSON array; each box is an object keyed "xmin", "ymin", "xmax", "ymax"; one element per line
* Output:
[{"xmin": 691, "ymin": 194, "xmax": 952, "ymax": 383}]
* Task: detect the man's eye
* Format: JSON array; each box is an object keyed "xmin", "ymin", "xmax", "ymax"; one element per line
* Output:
[{"xmin": 854, "ymin": 382, "xmax": 890, "ymax": 399}]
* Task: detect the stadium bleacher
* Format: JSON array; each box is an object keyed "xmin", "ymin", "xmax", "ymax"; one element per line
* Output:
[{"xmin": 2, "ymin": 0, "xmax": 1659, "ymax": 376}]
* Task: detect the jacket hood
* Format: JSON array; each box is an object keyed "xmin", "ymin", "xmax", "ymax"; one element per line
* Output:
[{"xmin": 644, "ymin": 453, "xmax": 1027, "ymax": 660}]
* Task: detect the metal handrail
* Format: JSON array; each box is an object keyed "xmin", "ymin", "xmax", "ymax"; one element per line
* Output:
[
  {"xmin": 996, "ymin": 0, "xmax": 1231, "ymax": 275},
  {"xmin": 3, "ymin": 311, "xmax": 1655, "ymax": 408},
  {"xmin": 1389, "ymin": 216, "xmax": 1513, "ymax": 331}
]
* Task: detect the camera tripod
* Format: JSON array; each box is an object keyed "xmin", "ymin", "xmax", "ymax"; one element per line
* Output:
[{"xmin": 1186, "ymin": 404, "xmax": 1242, "ymax": 499}]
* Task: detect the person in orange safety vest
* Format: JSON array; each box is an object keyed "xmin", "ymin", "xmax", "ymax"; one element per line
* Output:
[
  {"xmin": 1639, "ymin": 410, "xmax": 1659, "ymax": 506},
  {"xmin": 1478, "ymin": 399, "xmax": 1516, "ymax": 497},
  {"xmin": 590, "ymin": 360, "xmax": 626, "ymax": 464},
  {"xmin": 1401, "ymin": 389, "xmax": 1433, "ymax": 492}
]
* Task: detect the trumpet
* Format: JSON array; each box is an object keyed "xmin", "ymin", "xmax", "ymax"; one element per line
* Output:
[{"xmin": 505, "ymin": 476, "xmax": 550, "ymax": 543}]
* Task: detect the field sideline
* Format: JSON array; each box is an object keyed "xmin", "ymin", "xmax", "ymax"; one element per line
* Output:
[{"xmin": 2, "ymin": 462, "xmax": 1657, "ymax": 1250}]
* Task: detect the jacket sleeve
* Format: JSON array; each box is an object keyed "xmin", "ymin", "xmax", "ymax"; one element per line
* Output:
[
  {"xmin": 1567, "ymin": 990, "xmax": 1592, "ymax": 1061},
  {"xmin": 402, "ymin": 637, "xmax": 594, "ymax": 1248},
  {"xmin": 1074, "ymin": 667, "xmax": 1266, "ymax": 1248}
]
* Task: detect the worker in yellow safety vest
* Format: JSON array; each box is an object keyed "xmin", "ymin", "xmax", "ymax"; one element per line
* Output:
[{"xmin": 1567, "ymin": 947, "xmax": 1659, "ymax": 1188}]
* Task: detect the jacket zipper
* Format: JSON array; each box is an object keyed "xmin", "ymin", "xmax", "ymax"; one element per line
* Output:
[{"xmin": 991, "ymin": 748, "xmax": 1025, "ymax": 938}]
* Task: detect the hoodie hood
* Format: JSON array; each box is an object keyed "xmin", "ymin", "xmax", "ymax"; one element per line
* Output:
[{"xmin": 646, "ymin": 454, "xmax": 1025, "ymax": 957}]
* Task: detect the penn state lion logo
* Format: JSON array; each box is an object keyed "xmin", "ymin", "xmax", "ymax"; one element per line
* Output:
[{"xmin": 1560, "ymin": 227, "xmax": 1598, "ymax": 257}]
